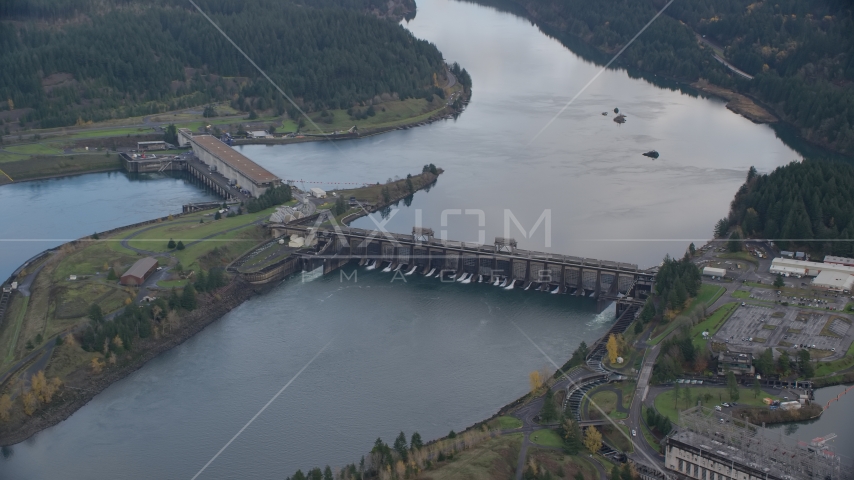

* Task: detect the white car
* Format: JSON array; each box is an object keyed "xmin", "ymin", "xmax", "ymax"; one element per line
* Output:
[{"xmin": 632, "ymin": 429, "xmax": 637, "ymax": 437}]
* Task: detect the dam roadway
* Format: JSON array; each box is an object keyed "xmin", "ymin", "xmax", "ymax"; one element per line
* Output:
[{"xmin": 240, "ymin": 224, "xmax": 654, "ymax": 308}]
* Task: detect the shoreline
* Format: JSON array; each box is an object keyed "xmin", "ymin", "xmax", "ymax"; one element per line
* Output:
[
  {"xmin": 0, "ymin": 100, "xmax": 468, "ymax": 186},
  {"xmin": 0, "ymin": 276, "xmax": 261, "ymax": 447},
  {"xmin": 0, "ymin": 170, "xmax": 444, "ymax": 445}
]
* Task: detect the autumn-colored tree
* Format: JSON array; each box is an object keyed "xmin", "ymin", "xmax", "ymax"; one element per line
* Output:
[
  {"xmin": 166, "ymin": 310, "xmax": 180, "ymax": 334},
  {"xmin": 22, "ymin": 391, "xmax": 38, "ymax": 416},
  {"xmin": 582, "ymin": 426, "xmax": 603, "ymax": 454},
  {"xmin": 30, "ymin": 370, "xmax": 46, "ymax": 400},
  {"xmin": 529, "ymin": 370, "xmax": 543, "ymax": 393},
  {"xmin": 606, "ymin": 334, "xmax": 619, "ymax": 364},
  {"xmin": 0, "ymin": 394, "xmax": 11, "ymax": 421},
  {"xmin": 91, "ymin": 357, "xmax": 104, "ymax": 374},
  {"xmin": 40, "ymin": 377, "xmax": 62, "ymax": 404},
  {"xmin": 112, "ymin": 335, "xmax": 124, "ymax": 351}
]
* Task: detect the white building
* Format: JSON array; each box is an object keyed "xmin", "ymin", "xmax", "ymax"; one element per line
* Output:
[
  {"xmin": 248, "ymin": 130, "xmax": 269, "ymax": 139},
  {"xmin": 812, "ymin": 270, "xmax": 854, "ymax": 292},
  {"xmin": 310, "ymin": 187, "xmax": 326, "ymax": 198},
  {"xmin": 702, "ymin": 266, "xmax": 726, "ymax": 277},
  {"xmin": 769, "ymin": 257, "xmax": 854, "ymax": 277},
  {"xmin": 824, "ymin": 255, "xmax": 854, "ymax": 267}
]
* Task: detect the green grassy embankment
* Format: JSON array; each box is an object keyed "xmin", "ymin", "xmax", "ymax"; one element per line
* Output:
[
  {"xmin": 649, "ymin": 284, "xmax": 725, "ymax": 345},
  {"xmin": 654, "ymin": 386, "xmax": 780, "ymax": 424}
]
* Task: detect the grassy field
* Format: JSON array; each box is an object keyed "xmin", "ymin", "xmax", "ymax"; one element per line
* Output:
[
  {"xmin": 530, "ymin": 429, "xmax": 564, "ymax": 447},
  {"xmin": 814, "ymin": 340, "xmax": 854, "ymax": 376},
  {"xmin": 600, "ymin": 425, "xmax": 632, "ymax": 453},
  {"xmin": 0, "ymin": 154, "xmax": 122, "ymax": 182},
  {"xmin": 420, "ymin": 434, "xmax": 521, "ymax": 480},
  {"xmin": 731, "ymin": 290, "xmax": 750, "ymax": 299},
  {"xmin": 1, "ymin": 296, "xmax": 29, "ymax": 367},
  {"xmin": 296, "ymin": 90, "xmax": 460, "ymax": 135},
  {"xmin": 690, "ymin": 302, "xmax": 738, "ymax": 349},
  {"xmin": 649, "ymin": 284, "xmax": 726, "ymax": 345},
  {"xmin": 654, "ymin": 386, "xmax": 780, "ymax": 423},
  {"xmin": 586, "ymin": 389, "xmax": 626, "ymax": 420},
  {"xmin": 639, "ymin": 407, "xmax": 661, "ymax": 453},
  {"xmin": 492, "ymin": 416, "xmax": 523, "ymax": 430}
]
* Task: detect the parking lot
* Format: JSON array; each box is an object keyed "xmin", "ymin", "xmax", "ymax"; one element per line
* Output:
[{"xmin": 714, "ymin": 301, "xmax": 854, "ymax": 358}]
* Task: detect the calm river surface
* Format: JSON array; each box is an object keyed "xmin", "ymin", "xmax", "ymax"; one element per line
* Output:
[{"xmin": 1, "ymin": 0, "xmax": 848, "ymax": 477}]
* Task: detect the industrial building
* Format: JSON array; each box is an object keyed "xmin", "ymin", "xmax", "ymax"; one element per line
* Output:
[
  {"xmin": 824, "ymin": 256, "xmax": 854, "ymax": 267},
  {"xmin": 189, "ymin": 135, "xmax": 282, "ymax": 198},
  {"xmin": 811, "ymin": 270, "xmax": 854, "ymax": 292},
  {"xmin": 716, "ymin": 351, "xmax": 754, "ymax": 376},
  {"xmin": 665, "ymin": 406, "xmax": 851, "ymax": 480},
  {"xmin": 703, "ymin": 266, "xmax": 727, "ymax": 278},
  {"xmin": 770, "ymin": 258, "xmax": 854, "ymax": 278},
  {"xmin": 310, "ymin": 187, "xmax": 327, "ymax": 198},
  {"xmin": 120, "ymin": 257, "xmax": 159, "ymax": 286},
  {"xmin": 137, "ymin": 140, "xmax": 167, "ymax": 151}
]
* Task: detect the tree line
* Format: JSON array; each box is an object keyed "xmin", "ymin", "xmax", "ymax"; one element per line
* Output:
[
  {"xmin": 0, "ymin": 0, "xmax": 450, "ymax": 128},
  {"xmin": 246, "ymin": 184, "xmax": 293, "ymax": 213},
  {"xmin": 724, "ymin": 160, "xmax": 854, "ymax": 255}
]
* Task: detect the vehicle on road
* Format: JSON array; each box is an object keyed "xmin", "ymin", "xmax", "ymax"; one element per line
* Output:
[{"xmin": 632, "ymin": 429, "xmax": 637, "ymax": 437}]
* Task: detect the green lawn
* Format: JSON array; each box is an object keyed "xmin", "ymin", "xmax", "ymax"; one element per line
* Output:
[
  {"xmin": 649, "ymin": 284, "xmax": 725, "ymax": 345},
  {"xmin": 530, "ymin": 429, "xmax": 564, "ymax": 448},
  {"xmin": 639, "ymin": 406, "xmax": 661, "ymax": 453},
  {"xmin": 731, "ymin": 290, "xmax": 750, "ymax": 299},
  {"xmin": 157, "ymin": 279, "xmax": 189, "ymax": 288},
  {"xmin": 654, "ymin": 386, "xmax": 779, "ymax": 423},
  {"xmin": 494, "ymin": 415, "xmax": 523, "ymax": 430},
  {"xmin": 601, "ymin": 425, "xmax": 633, "ymax": 453},
  {"xmin": 3, "ymin": 296, "xmax": 29, "ymax": 365},
  {"xmin": 3, "ymin": 143, "xmax": 65, "ymax": 156},
  {"xmin": 690, "ymin": 302, "xmax": 738, "ymax": 349},
  {"xmin": 298, "ymin": 96, "xmax": 454, "ymax": 134},
  {"xmin": 814, "ymin": 340, "xmax": 854, "ymax": 376}
]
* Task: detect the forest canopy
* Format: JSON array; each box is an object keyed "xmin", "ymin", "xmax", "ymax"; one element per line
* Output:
[
  {"xmin": 726, "ymin": 160, "xmax": 854, "ymax": 255},
  {"xmin": 0, "ymin": 0, "xmax": 446, "ymax": 128}
]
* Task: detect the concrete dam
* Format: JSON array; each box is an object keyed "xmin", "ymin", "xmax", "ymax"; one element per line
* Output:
[{"xmin": 237, "ymin": 225, "xmax": 654, "ymax": 310}]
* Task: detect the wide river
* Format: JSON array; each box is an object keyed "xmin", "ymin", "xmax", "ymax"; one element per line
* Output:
[{"xmin": 2, "ymin": 0, "xmax": 852, "ymax": 477}]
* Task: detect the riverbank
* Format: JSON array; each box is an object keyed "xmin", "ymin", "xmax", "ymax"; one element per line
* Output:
[
  {"xmin": 0, "ymin": 166, "xmax": 442, "ymax": 445},
  {"xmin": 691, "ymin": 80, "xmax": 778, "ymax": 124},
  {"xmin": 0, "ymin": 276, "xmax": 258, "ymax": 446}
]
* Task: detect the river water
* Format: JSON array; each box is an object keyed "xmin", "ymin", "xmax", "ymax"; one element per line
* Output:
[{"xmin": 1, "ymin": 0, "xmax": 851, "ymax": 477}]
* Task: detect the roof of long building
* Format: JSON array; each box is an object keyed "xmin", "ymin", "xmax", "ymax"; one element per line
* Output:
[
  {"xmin": 122, "ymin": 257, "xmax": 158, "ymax": 279},
  {"xmin": 191, "ymin": 135, "xmax": 280, "ymax": 185}
]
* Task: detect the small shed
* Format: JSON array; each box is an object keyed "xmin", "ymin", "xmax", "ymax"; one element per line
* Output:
[
  {"xmin": 120, "ymin": 257, "xmax": 159, "ymax": 286},
  {"xmin": 310, "ymin": 187, "xmax": 326, "ymax": 198},
  {"xmin": 248, "ymin": 131, "xmax": 269, "ymax": 139}
]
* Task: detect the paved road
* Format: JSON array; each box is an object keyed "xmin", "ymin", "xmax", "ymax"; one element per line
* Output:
[{"xmin": 696, "ymin": 35, "xmax": 754, "ymax": 80}]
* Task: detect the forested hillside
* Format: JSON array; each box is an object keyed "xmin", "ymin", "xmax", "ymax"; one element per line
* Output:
[
  {"xmin": 724, "ymin": 160, "xmax": 854, "ymax": 255},
  {"xmin": 0, "ymin": 0, "xmax": 442, "ymax": 129},
  {"xmin": 470, "ymin": 0, "xmax": 854, "ymax": 156}
]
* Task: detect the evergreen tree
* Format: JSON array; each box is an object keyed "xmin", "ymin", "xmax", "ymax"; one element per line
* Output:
[
  {"xmin": 181, "ymin": 284, "xmax": 197, "ymax": 311},
  {"xmin": 168, "ymin": 287, "xmax": 180, "ymax": 310},
  {"xmin": 195, "ymin": 270, "xmax": 207, "ymax": 292},
  {"xmin": 167, "ymin": 238, "xmax": 176, "ymax": 249},
  {"xmin": 176, "ymin": 240, "xmax": 185, "ymax": 250}
]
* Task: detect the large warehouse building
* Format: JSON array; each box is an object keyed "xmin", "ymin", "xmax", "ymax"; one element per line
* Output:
[
  {"xmin": 665, "ymin": 407, "xmax": 851, "ymax": 480},
  {"xmin": 120, "ymin": 257, "xmax": 159, "ymax": 286},
  {"xmin": 189, "ymin": 135, "xmax": 282, "ymax": 198},
  {"xmin": 770, "ymin": 258, "xmax": 854, "ymax": 278}
]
